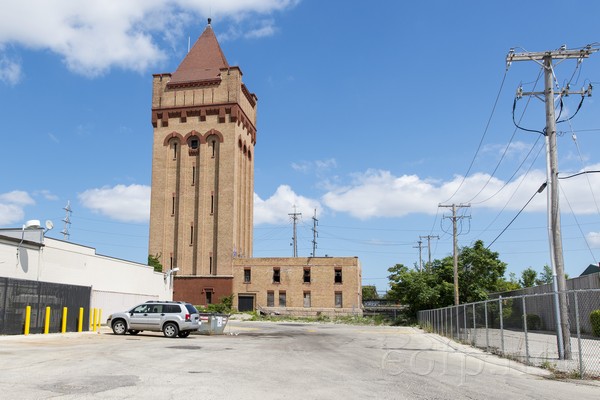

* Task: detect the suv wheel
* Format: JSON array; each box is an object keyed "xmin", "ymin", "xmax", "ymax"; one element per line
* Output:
[
  {"xmin": 112, "ymin": 320, "xmax": 127, "ymax": 335},
  {"xmin": 178, "ymin": 331, "xmax": 190, "ymax": 338},
  {"xmin": 163, "ymin": 322, "xmax": 179, "ymax": 338}
]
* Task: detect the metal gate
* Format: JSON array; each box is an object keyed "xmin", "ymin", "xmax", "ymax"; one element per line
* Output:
[
  {"xmin": 237, "ymin": 295, "xmax": 254, "ymax": 312},
  {"xmin": 0, "ymin": 277, "xmax": 91, "ymax": 335}
]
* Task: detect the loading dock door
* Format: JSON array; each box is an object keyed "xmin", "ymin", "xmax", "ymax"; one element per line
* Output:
[{"xmin": 238, "ymin": 295, "xmax": 254, "ymax": 312}]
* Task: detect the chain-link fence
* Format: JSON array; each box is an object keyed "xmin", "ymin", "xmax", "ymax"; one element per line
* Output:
[{"xmin": 417, "ymin": 289, "xmax": 600, "ymax": 378}]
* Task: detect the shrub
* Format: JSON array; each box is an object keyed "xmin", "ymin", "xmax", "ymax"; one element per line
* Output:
[
  {"xmin": 590, "ymin": 309, "xmax": 600, "ymax": 337},
  {"xmin": 525, "ymin": 314, "xmax": 542, "ymax": 331}
]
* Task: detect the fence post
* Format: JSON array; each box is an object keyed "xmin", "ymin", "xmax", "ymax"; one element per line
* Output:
[
  {"xmin": 463, "ymin": 304, "xmax": 467, "ymax": 343},
  {"xmin": 573, "ymin": 291, "xmax": 584, "ymax": 379},
  {"xmin": 522, "ymin": 297, "xmax": 530, "ymax": 365},
  {"xmin": 484, "ymin": 301, "xmax": 489, "ymax": 351},
  {"xmin": 456, "ymin": 306, "xmax": 460, "ymax": 341},
  {"xmin": 472, "ymin": 303, "xmax": 476, "ymax": 346},
  {"xmin": 44, "ymin": 306, "xmax": 51, "ymax": 334},
  {"xmin": 450, "ymin": 306, "xmax": 453, "ymax": 339},
  {"xmin": 24, "ymin": 305, "xmax": 31, "ymax": 335},
  {"xmin": 499, "ymin": 296, "xmax": 504, "ymax": 356}
]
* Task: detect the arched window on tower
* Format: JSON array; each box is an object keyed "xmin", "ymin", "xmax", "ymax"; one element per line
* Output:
[{"xmin": 171, "ymin": 141, "xmax": 178, "ymax": 159}]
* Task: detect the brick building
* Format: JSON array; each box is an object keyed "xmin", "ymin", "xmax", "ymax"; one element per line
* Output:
[{"xmin": 149, "ymin": 20, "xmax": 362, "ymax": 315}]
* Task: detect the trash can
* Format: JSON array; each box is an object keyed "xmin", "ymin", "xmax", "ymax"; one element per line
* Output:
[{"xmin": 198, "ymin": 313, "xmax": 229, "ymax": 335}]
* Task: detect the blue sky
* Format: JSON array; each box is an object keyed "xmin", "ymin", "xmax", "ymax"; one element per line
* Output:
[{"xmin": 1, "ymin": 0, "xmax": 600, "ymax": 293}]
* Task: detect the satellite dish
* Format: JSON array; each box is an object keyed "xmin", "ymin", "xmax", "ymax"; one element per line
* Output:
[{"xmin": 45, "ymin": 220, "xmax": 54, "ymax": 231}]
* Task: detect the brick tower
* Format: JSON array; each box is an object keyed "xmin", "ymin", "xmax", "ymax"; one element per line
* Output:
[{"xmin": 149, "ymin": 19, "xmax": 257, "ymax": 302}]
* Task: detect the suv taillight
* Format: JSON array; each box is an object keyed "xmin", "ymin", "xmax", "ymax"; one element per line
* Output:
[{"xmin": 185, "ymin": 313, "xmax": 190, "ymax": 321}]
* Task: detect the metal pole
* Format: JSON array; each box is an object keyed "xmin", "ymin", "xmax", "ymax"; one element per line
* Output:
[
  {"xmin": 523, "ymin": 296, "xmax": 530, "ymax": 365},
  {"xmin": 484, "ymin": 301, "xmax": 489, "ymax": 351},
  {"xmin": 499, "ymin": 297, "xmax": 505, "ymax": 355},
  {"xmin": 574, "ymin": 292, "xmax": 584, "ymax": 378}
]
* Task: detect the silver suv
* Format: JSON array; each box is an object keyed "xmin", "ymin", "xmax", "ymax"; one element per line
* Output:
[{"xmin": 107, "ymin": 301, "xmax": 200, "ymax": 338}]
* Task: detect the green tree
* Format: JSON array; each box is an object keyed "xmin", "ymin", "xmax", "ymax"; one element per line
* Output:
[
  {"xmin": 536, "ymin": 264, "xmax": 553, "ymax": 285},
  {"xmin": 496, "ymin": 272, "xmax": 521, "ymax": 292},
  {"xmin": 362, "ymin": 285, "xmax": 379, "ymax": 299},
  {"xmin": 387, "ymin": 263, "xmax": 453, "ymax": 317},
  {"xmin": 458, "ymin": 240, "xmax": 507, "ymax": 303},
  {"xmin": 148, "ymin": 254, "xmax": 163, "ymax": 273},
  {"xmin": 387, "ymin": 240, "xmax": 509, "ymax": 316},
  {"xmin": 520, "ymin": 267, "xmax": 538, "ymax": 287}
]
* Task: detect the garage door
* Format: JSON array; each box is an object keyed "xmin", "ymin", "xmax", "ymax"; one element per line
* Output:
[{"xmin": 238, "ymin": 295, "xmax": 254, "ymax": 312}]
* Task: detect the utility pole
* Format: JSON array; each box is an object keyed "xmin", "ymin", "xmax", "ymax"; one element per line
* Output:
[
  {"xmin": 413, "ymin": 239, "xmax": 423, "ymax": 271},
  {"xmin": 289, "ymin": 207, "xmax": 302, "ymax": 257},
  {"xmin": 439, "ymin": 204, "xmax": 470, "ymax": 305},
  {"xmin": 311, "ymin": 209, "xmax": 318, "ymax": 257},
  {"xmin": 420, "ymin": 235, "xmax": 439, "ymax": 271},
  {"xmin": 507, "ymin": 45, "xmax": 597, "ymax": 360}
]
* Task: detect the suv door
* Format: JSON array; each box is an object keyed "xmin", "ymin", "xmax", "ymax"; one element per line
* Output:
[{"xmin": 129, "ymin": 304, "xmax": 153, "ymax": 330}]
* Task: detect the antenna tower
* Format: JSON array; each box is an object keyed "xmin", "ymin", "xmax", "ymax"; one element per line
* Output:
[{"xmin": 61, "ymin": 201, "xmax": 72, "ymax": 240}]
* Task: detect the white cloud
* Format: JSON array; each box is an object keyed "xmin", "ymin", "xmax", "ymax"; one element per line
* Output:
[
  {"xmin": 587, "ymin": 232, "xmax": 600, "ymax": 248},
  {"xmin": 292, "ymin": 158, "xmax": 337, "ymax": 174},
  {"xmin": 254, "ymin": 185, "xmax": 321, "ymax": 225},
  {"xmin": 0, "ymin": 191, "xmax": 35, "ymax": 225},
  {"xmin": 320, "ymin": 165, "xmax": 600, "ymax": 220},
  {"xmin": 0, "ymin": 54, "xmax": 22, "ymax": 85},
  {"xmin": 78, "ymin": 184, "xmax": 150, "ymax": 223},
  {"xmin": 0, "ymin": 0, "xmax": 299, "ymax": 79}
]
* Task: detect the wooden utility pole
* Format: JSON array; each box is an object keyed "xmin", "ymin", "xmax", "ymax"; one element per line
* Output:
[
  {"xmin": 439, "ymin": 204, "xmax": 470, "ymax": 305},
  {"xmin": 507, "ymin": 45, "xmax": 597, "ymax": 360},
  {"xmin": 414, "ymin": 239, "xmax": 423, "ymax": 271},
  {"xmin": 420, "ymin": 235, "xmax": 439, "ymax": 271}
]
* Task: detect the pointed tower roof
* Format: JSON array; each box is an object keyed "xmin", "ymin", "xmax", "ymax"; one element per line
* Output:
[{"xmin": 168, "ymin": 19, "xmax": 229, "ymax": 87}]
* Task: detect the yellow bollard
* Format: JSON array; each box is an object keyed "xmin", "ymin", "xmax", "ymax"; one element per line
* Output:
[
  {"xmin": 89, "ymin": 309, "xmax": 93, "ymax": 330},
  {"xmin": 61, "ymin": 307, "xmax": 68, "ymax": 333},
  {"xmin": 44, "ymin": 306, "xmax": 51, "ymax": 334},
  {"xmin": 92, "ymin": 308, "xmax": 97, "ymax": 332},
  {"xmin": 78, "ymin": 307, "xmax": 83, "ymax": 332},
  {"xmin": 97, "ymin": 309, "xmax": 102, "ymax": 331},
  {"xmin": 24, "ymin": 305, "xmax": 31, "ymax": 335}
]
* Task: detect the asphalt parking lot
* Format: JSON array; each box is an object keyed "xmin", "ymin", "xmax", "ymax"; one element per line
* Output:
[{"xmin": 1, "ymin": 320, "xmax": 599, "ymax": 399}]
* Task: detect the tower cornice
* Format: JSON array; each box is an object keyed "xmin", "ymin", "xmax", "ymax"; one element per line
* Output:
[{"xmin": 152, "ymin": 103, "xmax": 257, "ymax": 144}]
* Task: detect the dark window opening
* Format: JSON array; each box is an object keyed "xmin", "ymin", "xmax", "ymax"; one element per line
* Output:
[
  {"xmin": 171, "ymin": 196, "xmax": 175, "ymax": 215},
  {"xmin": 335, "ymin": 292, "xmax": 343, "ymax": 308},
  {"xmin": 172, "ymin": 142, "xmax": 178, "ymax": 159},
  {"xmin": 211, "ymin": 141, "xmax": 216, "ymax": 158},
  {"xmin": 279, "ymin": 291, "xmax": 286, "ymax": 307},
  {"xmin": 209, "ymin": 257, "xmax": 213, "ymax": 274},
  {"xmin": 190, "ymin": 226, "xmax": 194, "ymax": 245},
  {"xmin": 210, "ymin": 195, "xmax": 214, "ymax": 214},
  {"xmin": 335, "ymin": 269, "xmax": 342, "ymax": 284},
  {"xmin": 190, "ymin": 138, "xmax": 199, "ymax": 149},
  {"xmin": 303, "ymin": 268, "xmax": 311, "ymax": 283},
  {"xmin": 192, "ymin": 166, "xmax": 195, "ymax": 185},
  {"xmin": 267, "ymin": 291, "xmax": 274, "ymax": 307},
  {"xmin": 206, "ymin": 291, "xmax": 213, "ymax": 304},
  {"xmin": 273, "ymin": 268, "xmax": 280, "ymax": 283},
  {"xmin": 244, "ymin": 268, "xmax": 251, "ymax": 283}
]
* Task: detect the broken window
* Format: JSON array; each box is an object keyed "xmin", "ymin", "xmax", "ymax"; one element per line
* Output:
[
  {"xmin": 334, "ymin": 268, "xmax": 342, "ymax": 284},
  {"xmin": 303, "ymin": 291, "xmax": 311, "ymax": 308},
  {"xmin": 273, "ymin": 268, "xmax": 281, "ymax": 283},
  {"xmin": 335, "ymin": 292, "xmax": 343, "ymax": 308},
  {"xmin": 303, "ymin": 268, "xmax": 311, "ymax": 283}
]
